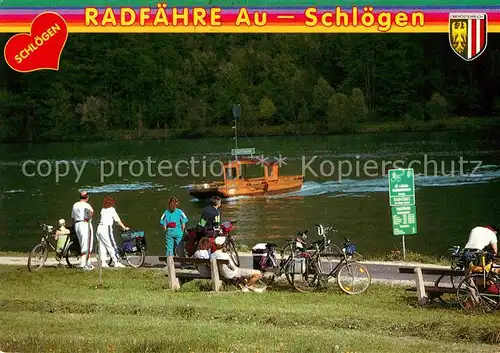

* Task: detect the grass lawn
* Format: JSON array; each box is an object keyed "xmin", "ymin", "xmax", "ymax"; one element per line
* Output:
[{"xmin": 1, "ymin": 266, "xmax": 500, "ymax": 353}]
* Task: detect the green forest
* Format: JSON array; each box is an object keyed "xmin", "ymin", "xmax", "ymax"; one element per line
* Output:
[{"xmin": 1, "ymin": 33, "xmax": 499, "ymax": 143}]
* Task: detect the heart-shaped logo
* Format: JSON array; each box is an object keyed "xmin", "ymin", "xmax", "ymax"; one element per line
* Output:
[{"xmin": 3, "ymin": 12, "xmax": 68, "ymax": 73}]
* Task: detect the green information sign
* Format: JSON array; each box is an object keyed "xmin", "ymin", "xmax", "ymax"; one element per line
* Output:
[
  {"xmin": 388, "ymin": 168, "xmax": 415, "ymax": 206},
  {"xmin": 231, "ymin": 148, "xmax": 255, "ymax": 156},
  {"xmin": 391, "ymin": 205, "xmax": 417, "ymax": 236}
]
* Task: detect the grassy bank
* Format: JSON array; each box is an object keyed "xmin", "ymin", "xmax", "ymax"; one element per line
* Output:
[
  {"xmin": 1, "ymin": 266, "xmax": 499, "ymax": 352},
  {"xmin": 101, "ymin": 117, "xmax": 500, "ymax": 141},
  {"xmin": 7, "ymin": 116, "xmax": 499, "ymax": 143}
]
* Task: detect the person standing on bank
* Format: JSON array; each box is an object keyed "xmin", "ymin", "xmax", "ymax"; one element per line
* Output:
[
  {"xmin": 71, "ymin": 191, "xmax": 95, "ymax": 271},
  {"xmin": 196, "ymin": 196, "xmax": 222, "ymax": 240},
  {"xmin": 96, "ymin": 196, "xmax": 128, "ymax": 268},
  {"xmin": 160, "ymin": 197, "xmax": 188, "ymax": 257}
]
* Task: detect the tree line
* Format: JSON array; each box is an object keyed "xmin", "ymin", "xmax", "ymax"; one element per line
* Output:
[{"xmin": 0, "ymin": 33, "xmax": 499, "ymax": 142}]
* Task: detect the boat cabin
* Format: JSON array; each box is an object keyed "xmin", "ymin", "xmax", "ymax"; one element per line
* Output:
[{"xmin": 223, "ymin": 159, "xmax": 279, "ymax": 182}]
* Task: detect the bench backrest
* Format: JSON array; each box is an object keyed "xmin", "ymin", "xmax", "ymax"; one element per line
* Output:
[
  {"xmin": 159, "ymin": 256, "xmax": 230, "ymax": 265},
  {"xmin": 398, "ymin": 266, "xmax": 464, "ymax": 276}
]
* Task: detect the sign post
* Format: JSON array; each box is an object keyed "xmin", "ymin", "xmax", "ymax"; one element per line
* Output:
[
  {"xmin": 388, "ymin": 168, "xmax": 417, "ymax": 260},
  {"xmin": 232, "ymin": 104, "xmax": 241, "ymax": 159}
]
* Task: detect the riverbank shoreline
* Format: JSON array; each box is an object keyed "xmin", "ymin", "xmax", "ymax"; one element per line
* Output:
[{"xmin": 1, "ymin": 116, "xmax": 498, "ymax": 144}]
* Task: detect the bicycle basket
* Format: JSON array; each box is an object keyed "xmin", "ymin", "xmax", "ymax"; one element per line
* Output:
[{"xmin": 343, "ymin": 244, "xmax": 356, "ymax": 256}]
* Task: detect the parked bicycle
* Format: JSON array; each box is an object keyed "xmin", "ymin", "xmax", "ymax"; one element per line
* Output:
[
  {"xmin": 315, "ymin": 237, "xmax": 372, "ymax": 295},
  {"xmin": 256, "ymin": 229, "xmax": 309, "ymax": 286},
  {"xmin": 256, "ymin": 224, "xmax": 370, "ymax": 294},
  {"xmin": 439, "ymin": 245, "xmax": 466, "ymax": 289},
  {"xmin": 107, "ymin": 229, "xmax": 147, "ymax": 268},
  {"xmin": 27, "ymin": 223, "xmax": 80, "ymax": 271},
  {"xmin": 456, "ymin": 250, "xmax": 500, "ymax": 314},
  {"xmin": 180, "ymin": 220, "xmax": 240, "ymax": 266}
]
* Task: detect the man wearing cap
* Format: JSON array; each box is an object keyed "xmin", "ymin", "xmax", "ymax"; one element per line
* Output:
[
  {"xmin": 71, "ymin": 191, "xmax": 95, "ymax": 270},
  {"xmin": 210, "ymin": 236, "xmax": 264, "ymax": 293}
]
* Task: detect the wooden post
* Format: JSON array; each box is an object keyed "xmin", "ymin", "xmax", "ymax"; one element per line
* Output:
[
  {"xmin": 97, "ymin": 241, "xmax": 102, "ymax": 289},
  {"xmin": 210, "ymin": 258, "xmax": 222, "ymax": 292},
  {"xmin": 414, "ymin": 267, "xmax": 427, "ymax": 305},
  {"xmin": 166, "ymin": 256, "xmax": 180, "ymax": 290}
]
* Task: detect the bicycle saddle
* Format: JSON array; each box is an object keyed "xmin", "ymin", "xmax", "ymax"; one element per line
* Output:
[
  {"xmin": 265, "ymin": 243, "xmax": 278, "ymax": 249},
  {"xmin": 297, "ymin": 230, "xmax": 309, "ymax": 236}
]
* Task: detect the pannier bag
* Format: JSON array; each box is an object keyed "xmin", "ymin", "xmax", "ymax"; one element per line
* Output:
[
  {"xmin": 121, "ymin": 229, "xmax": 145, "ymax": 241},
  {"xmin": 121, "ymin": 229, "xmax": 146, "ymax": 252},
  {"xmin": 252, "ymin": 243, "xmax": 268, "ymax": 270},
  {"xmin": 122, "ymin": 241, "xmax": 138, "ymax": 253}
]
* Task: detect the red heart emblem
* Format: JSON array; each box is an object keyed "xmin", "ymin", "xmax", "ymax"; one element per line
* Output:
[{"xmin": 3, "ymin": 12, "xmax": 68, "ymax": 73}]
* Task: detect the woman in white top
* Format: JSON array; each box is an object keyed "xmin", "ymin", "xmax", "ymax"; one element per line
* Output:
[{"xmin": 96, "ymin": 196, "xmax": 128, "ymax": 267}]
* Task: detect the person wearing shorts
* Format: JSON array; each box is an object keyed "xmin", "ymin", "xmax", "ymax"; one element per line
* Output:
[{"xmin": 210, "ymin": 236, "xmax": 264, "ymax": 293}]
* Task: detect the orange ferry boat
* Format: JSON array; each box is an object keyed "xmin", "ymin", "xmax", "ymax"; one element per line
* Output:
[{"xmin": 188, "ymin": 159, "xmax": 304, "ymax": 199}]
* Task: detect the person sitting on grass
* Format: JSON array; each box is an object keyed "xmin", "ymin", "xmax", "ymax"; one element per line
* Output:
[
  {"xmin": 210, "ymin": 236, "xmax": 265, "ymax": 293},
  {"xmin": 193, "ymin": 237, "xmax": 212, "ymax": 277}
]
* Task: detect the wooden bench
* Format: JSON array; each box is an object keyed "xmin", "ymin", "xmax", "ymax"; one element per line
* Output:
[
  {"xmin": 158, "ymin": 256, "xmax": 232, "ymax": 292},
  {"xmin": 398, "ymin": 266, "xmax": 465, "ymax": 305}
]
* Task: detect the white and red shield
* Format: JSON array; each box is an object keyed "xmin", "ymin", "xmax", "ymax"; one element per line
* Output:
[{"xmin": 449, "ymin": 13, "xmax": 488, "ymax": 61}]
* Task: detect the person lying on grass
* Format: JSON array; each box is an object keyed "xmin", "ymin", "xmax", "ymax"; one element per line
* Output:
[{"xmin": 210, "ymin": 236, "xmax": 264, "ymax": 293}]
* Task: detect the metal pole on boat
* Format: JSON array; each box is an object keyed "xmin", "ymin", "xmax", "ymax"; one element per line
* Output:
[{"xmin": 232, "ymin": 104, "xmax": 241, "ymax": 160}]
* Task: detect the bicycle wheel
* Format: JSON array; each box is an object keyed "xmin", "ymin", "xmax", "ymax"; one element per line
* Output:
[
  {"xmin": 65, "ymin": 240, "xmax": 81, "ymax": 268},
  {"xmin": 125, "ymin": 245, "xmax": 146, "ymax": 268},
  {"xmin": 336, "ymin": 262, "xmax": 371, "ymax": 295},
  {"xmin": 456, "ymin": 274, "xmax": 500, "ymax": 314},
  {"xmin": 227, "ymin": 239, "xmax": 240, "ymax": 267},
  {"xmin": 27, "ymin": 243, "xmax": 48, "ymax": 271},
  {"xmin": 285, "ymin": 255, "xmax": 320, "ymax": 293}
]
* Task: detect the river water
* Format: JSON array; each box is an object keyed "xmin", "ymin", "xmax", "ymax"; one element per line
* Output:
[{"xmin": 1, "ymin": 131, "xmax": 499, "ymax": 257}]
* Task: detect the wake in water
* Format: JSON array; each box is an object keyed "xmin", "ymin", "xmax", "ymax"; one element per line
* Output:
[
  {"xmin": 271, "ymin": 168, "xmax": 500, "ymax": 198},
  {"xmin": 188, "ymin": 166, "xmax": 500, "ymax": 201},
  {"xmin": 80, "ymin": 182, "xmax": 162, "ymax": 194}
]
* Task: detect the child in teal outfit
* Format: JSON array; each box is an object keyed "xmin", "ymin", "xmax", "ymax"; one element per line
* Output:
[{"xmin": 160, "ymin": 197, "xmax": 188, "ymax": 257}]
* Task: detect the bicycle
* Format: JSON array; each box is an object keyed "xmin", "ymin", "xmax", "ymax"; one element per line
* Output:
[
  {"xmin": 215, "ymin": 220, "xmax": 240, "ymax": 266},
  {"xmin": 257, "ymin": 225, "xmax": 354, "ymax": 292},
  {"xmin": 180, "ymin": 220, "xmax": 241, "ymax": 266},
  {"xmin": 317, "ymin": 237, "xmax": 372, "ymax": 295},
  {"xmin": 107, "ymin": 229, "xmax": 147, "ymax": 268},
  {"xmin": 284, "ymin": 233, "xmax": 371, "ymax": 294},
  {"xmin": 256, "ymin": 230, "xmax": 309, "ymax": 286},
  {"xmin": 456, "ymin": 250, "xmax": 500, "ymax": 314},
  {"xmin": 27, "ymin": 223, "xmax": 80, "ymax": 271},
  {"xmin": 390, "ymin": 174, "xmax": 402, "ymax": 183},
  {"xmin": 437, "ymin": 245, "xmax": 465, "ymax": 289}
]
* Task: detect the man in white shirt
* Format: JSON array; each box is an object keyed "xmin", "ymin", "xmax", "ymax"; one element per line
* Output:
[
  {"xmin": 71, "ymin": 191, "xmax": 94, "ymax": 270},
  {"xmin": 464, "ymin": 225, "xmax": 498, "ymax": 255},
  {"xmin": 210, "ymin": 236, "xmax": 264, "ymax": 293}
]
